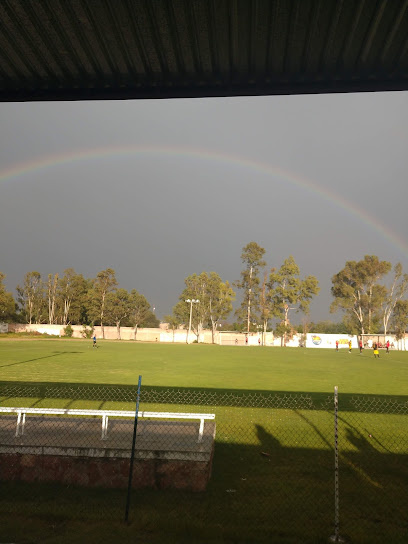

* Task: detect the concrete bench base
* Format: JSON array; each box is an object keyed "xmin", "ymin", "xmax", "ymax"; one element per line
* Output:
[
  {"xmin": 0, "ymin": 417, "xmax": 216, "ymax": 491},
  {"xmin": 0, "ymin": 449, "xmax": 214, "ymax": 491}
]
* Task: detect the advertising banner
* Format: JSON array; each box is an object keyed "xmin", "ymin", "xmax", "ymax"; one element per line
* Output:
[{"xmin": 306, "ymin": 333, "xmax": 357, "ymax": 349}]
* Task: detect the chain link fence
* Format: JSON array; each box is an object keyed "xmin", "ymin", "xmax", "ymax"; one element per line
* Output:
[{"xmin": 0, "ymin": 382, "xmax": 407, "ymax": 543}]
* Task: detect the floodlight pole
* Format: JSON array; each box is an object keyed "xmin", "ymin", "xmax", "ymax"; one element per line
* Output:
[{"xmin": 185, "ymin": 299, "xmax": 199, "ymax": 344}]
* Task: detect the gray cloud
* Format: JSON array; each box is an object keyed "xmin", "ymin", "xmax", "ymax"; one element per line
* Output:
[{"xmin": 0, "ymin": 92, "xmax": 407, "ymax": 322}]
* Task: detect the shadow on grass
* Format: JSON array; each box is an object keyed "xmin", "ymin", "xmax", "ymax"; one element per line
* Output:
[
  {"xmin": 0, "ymin": 352, "xmax": 84, "ymax": 369},
  {"xmin": 1, "ymin": 380, "xmax": 408, "ymax": 413},
  {"xmin": 0, "ymin": 423, "xmax": 407, "ymax": 543}
]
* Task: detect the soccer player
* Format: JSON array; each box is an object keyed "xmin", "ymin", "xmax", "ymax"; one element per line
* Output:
[
  {"xmin": 335, "ymin": 340, "xmax": 339, "ymax": 351},
  {"xmin": 359, "ymin": 339, "xmax": 363, "ymax": 354},
  {"xmin": 386, "ymin": 340, "xmax": 390, "ymax": 354},
  {"xmin": 348, "ymin": 340, "xmax": 352, "ymax": 353},
  {"xmin": 373, "ymin": 342, "xmax": 380, "ymax": 358},
  {"xmin": 92, "ymin": 335, "xmax": 97, "ymax": 348}
]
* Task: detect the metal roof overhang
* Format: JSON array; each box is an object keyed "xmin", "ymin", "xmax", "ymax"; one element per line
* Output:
[{"xmin": 0, "ymin": 0, "xmax": 407, "ymax": 102}]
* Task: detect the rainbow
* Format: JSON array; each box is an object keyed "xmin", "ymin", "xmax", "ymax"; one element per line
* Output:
[{"xmin": 1, "ymin": 145, "xmax": 407, "ymax": 257}]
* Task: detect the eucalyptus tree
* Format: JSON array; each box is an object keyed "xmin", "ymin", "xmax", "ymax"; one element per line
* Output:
[
  {"xmin": 331, "ymin": 255, "xmax": 391, "ymax": 334},
  {"xmin": 141, "ymin": 311, "xmax": 160, "ymax": 328},
  {"xmin": 56, "ymin": 268, "xmax": 88, "ymax": 325},
  {"xmin": 235, "ymin": 242, "xmax": 266, "ymax": 332},
  {"xmin": 173, "ymin": 275, "xmax": 205, "ymax": 343},
  {"xmin": 175, "ymin": 271, "xmax": 235, "ymax": 343},
  {"xmin": 392, "ymin": 299, "xmax": 408, "ymax": 347},
  {"xmin": 47, "ymin": 273, "xmax": 59, "ymax": 324},
  {"xmin": 105, "ymin": 288, "xmax": 132, "ymax": 340},
  {"xmin": 381, "ymin": 263, "xmax": 408, "ymax": 335},
  {"xmin": 164, "ymin": 314, "xmax": 180, "ymax": 342},
  {"xmin": 0, "ymin": 272, "xmax": 15, "ymax": 322},
  {"xmin": 259, "ymin": 269, "xmax": 278, "ymax": 345},
  {"xmin": 268, "ymin": 256, "xmax": 319, "ymax": 345},
  {"xmin": 205, "ymin": 273, "xmax": 235, "ymax": 343},
  {"xmin": 87, "ymin": 268, "xmax": 118, "ymax": 338},
  {"xmin": 16, "ymin": 271, "xmax": 45, "ymax": 324},
  {"xmin": 129, "ymin": 289, "xmax": 150, "ymax": 340}
]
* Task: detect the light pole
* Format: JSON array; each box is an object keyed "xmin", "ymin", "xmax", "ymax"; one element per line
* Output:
[{"xmin": 185, "ymin": 299, "xmax": 199, "ymax": 344}]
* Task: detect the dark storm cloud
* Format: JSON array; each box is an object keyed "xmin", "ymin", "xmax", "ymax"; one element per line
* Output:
[{"xmin": 0, "ymin": 92, "xmax": 407, "ymax": 321}]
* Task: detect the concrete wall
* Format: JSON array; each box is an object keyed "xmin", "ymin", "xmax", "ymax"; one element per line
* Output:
[
  {"xmin": 4, "ymin": 323, "xmax": 407, "ymax": 349},
  {"xmin": 1, "ymin": 451, "xmax": 213, "ymax": 491}
]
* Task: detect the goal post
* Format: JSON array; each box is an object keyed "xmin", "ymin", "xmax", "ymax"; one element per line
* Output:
[{"xmin": 217, "ymin": 332, "xmax": 247, "ymax": 346}]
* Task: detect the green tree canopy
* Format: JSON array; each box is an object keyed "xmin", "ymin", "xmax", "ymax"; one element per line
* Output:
[
  {"xmin": 87, "ymin": 268, "xmax": 118, "ymax": 338},
  {"xmin": 392, "ymin": 299, "xmax": 408, "ymax": 341},
  {"xmin": 0, "ymin": 272, "xmax": 16, "ymax": 322},
  {"xmin": 331, "ymin": 255, "xmax": 392, "ymax": 334},
  {"xmin": 381, "ymin": 263, "xmax": 408, "ymax": 335},
  {"xmin": 268, "ymin": 256, "xmax": 319, "ymax": 344},
  {"xmin": 164, "ymin": 314, "xmax": 180, "ymax": 342},
  {"xmin": 56, "ymin": 268, "xmax": 89, "ymax": 325},
  {"xmin": 105, "ymin": 288, "xmax": 132, "ymax": 339},
  {"xmin": 175, "ymin": 271, "xmax": 235, "ymax": 343},
  {"xmin": 129, "ymin": 289, "xmax": 150, "ymax": 340},
  {"xmin": 235, "ymin": 242, "xmax": 266, "ymax": 332},
  {"xmin": 16, "ymin": 271, "xmax": 44, "ymax": 324}
]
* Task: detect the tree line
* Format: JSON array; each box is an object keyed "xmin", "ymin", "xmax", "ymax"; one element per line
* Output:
[
  {"xmin": 1, "ymin": 246, "xmax": 407, "ymax": 342},
  {"xmin": 165, "ymin": 243, "xmax": 408, "ymax": 344},
  {"xmin": 165, "ymin": 242, "xmax": 320, "ymax": 345},
  {"xmin": 0, "ymin": 268, "xmax": 158, "ymax": 339}
]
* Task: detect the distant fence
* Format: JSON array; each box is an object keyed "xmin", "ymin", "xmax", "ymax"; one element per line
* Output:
[{"xmin": 0, "ymin": 384, "xmax": 407, "ymax": 542}]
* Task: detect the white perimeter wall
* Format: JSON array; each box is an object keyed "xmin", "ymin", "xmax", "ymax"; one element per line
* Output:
[{"xmin": 3, "ymin": 323, "xmax": 407, "ymax": 349}]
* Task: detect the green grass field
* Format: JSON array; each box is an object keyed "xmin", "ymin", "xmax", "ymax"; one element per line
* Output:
[
  {"xmin": 1, "ymin": 338, "xmax": 407, "ymax": 543},
  {"xmin": 1, "ymin": 337, "xmax": 408, "ymax": 395}
]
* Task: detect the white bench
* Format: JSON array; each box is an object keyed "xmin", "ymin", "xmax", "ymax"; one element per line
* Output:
[{"xmin": 0, "ymin": 407, "xmax": 215, "ymax": 443}]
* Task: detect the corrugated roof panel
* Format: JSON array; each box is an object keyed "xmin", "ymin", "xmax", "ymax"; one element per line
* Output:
[{"xmin": 0, "ymin": 0, "xmax": 407, "ymax": 101}]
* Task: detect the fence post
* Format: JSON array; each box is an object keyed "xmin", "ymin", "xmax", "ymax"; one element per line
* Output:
[
  {"xmin": 329, "ymin": 386, "xmax": 346, "ymax": 543},
  {"xmin": 124, "ymin": 375, "xmax": 142, "ymax": 523}
]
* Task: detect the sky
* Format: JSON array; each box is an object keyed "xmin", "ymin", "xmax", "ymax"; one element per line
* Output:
[{"xmin": 0, "ymin": 91, "xmax": 407, "ymax": 323}]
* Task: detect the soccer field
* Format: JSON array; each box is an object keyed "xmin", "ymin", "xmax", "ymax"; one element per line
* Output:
[
  {"xmin": 1, "ymin": 338, "xmax": 408, "ymax": 396},
  {"xmin": 1, "ymin": 339, "xmax": 408, "ymax": 543}
]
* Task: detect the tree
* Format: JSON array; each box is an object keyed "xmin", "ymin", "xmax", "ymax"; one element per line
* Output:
[
  {"xmin": 331, "ymin": 256, "xmax": 392, "ymax": 334},
  {"xmin": 56, "ymin": 268, "xmax": 88, "ymax": 325},
  {"xmin": 175, "ymin": 272, "xmax": 235, "ymax": 343},
  {"xmin": 47, "ymin": 273, "xmax": 59, "ymax": 324},
  {"xmin": 268, "ymin": 256, "xmax": 319, "ymax": 345},
  {"xmin": 164, "ymin": 314, "xmax": 180, "ymax": 342},
  {"xmin": 274, "ymin": 322, "xmax": 293, "ymax": 347},
  {"xmin": 16, "ymin": 271, "xmax": 44, "ymax": 324},
  {"xmin": 304, "ymin": 320, "xmax": 349, "ymax": 334},
  {"xmin": 140, "ymin": 311, "xmax": 160, "ymax": 328},
  {"xmin": 129, "ymin": 289, "xmax": 150, "ymax": 340},
  {"xmin": 392, "ymin": 299, "xmax": 408, "ymax": 347},
  {"xmin": 235, "ymin": 242, "xmax": 266, "ymax": 332},
  {"xmin": 105, "ymin": 289, "xmax": 132, "ymax": 339},
  {"xmin": 88, "ymin": 268, "xmax": 118, "ymax": 338},
  {"xmin": 173, "ymin": 298, "xmax": 200, "ymax": 343},
  {"xmin": 259, "ymin": 269, "xmax": 279, "ymax": 345},
  {"xmin": 0, "ymin": 272, "xmax": 16, "ymax": 322},
  {"xmin": 206, "ymin": 273, "xmax": 235, "ymax": 343},
  {"xmin": 381, "ymin": 263, "xmax": 408, "ymax": 335}
]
